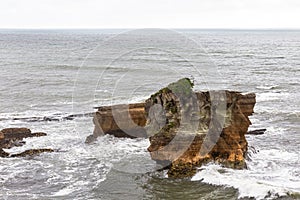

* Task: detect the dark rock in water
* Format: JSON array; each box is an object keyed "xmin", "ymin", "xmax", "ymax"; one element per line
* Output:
[
  {"xmin": 0, "ymin": 128, "xmax": 48, "ymax": 149},
  {"xmin": 0, "ymin": 128, "xmax": 53, "ymax": 158},
  {"xmin": 246, "ymin": 129, "xmax": 267, "ymax": 135},
  {"xmin": 43, "ymin": 116, "xmax": 60, "ymax": 121},
  {"xmin": 10, "ymin": 149, "xmax": 54, "ymax": 157},
  {"xmin": 1, "ymin": 128, "xmax": 32, "ymax": 140},
  {"xmin": 85, "ymin": 134, "xmax": 98, "ymax": 143},
  {"xmin": 30, "ymin": 132, "xmax": 47, "ymax": 137},
  {"xmin": 65, "ymin": 112, "xmax": 94, "ymax": 119},
  {"xmin": 8, "ymin": 112, "xmax": 94, "ymax": 122},
  {"xmin": 0, "ymin": 148, "xmax": 9, "ymax": 157}
]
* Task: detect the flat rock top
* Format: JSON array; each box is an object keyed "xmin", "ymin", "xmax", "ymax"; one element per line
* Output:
[{"xmin": 1, "ymin": 127, "xmax": 31, "ymax": 135}]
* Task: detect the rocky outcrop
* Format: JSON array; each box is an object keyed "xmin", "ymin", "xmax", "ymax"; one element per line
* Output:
[
  {"xmin": 86, "ymin": 103, "xmax": 147, "ymax": 143},
  {"xmin": 0, "ymin": 128, "xmax": 47, "ymax": 149},
  {"xmin": 145, "ymin": 78, "xmax": 256, "ymax": 178},
  {"xmin": 88, "ymin": 78, "xmax": 257, "ymax": 178},
  {"xmin": 0, "ymin": 148, "xmax": 9, "ymax": 157},
  {"xmin": 0, "ymin": 128, "xmax": 53, "ymax": 158},
  {"xmin": 9, "ymin": 149, "xmax": 54, "ymax": 157}
]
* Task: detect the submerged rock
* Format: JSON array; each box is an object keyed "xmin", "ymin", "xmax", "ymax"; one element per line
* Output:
[
  {"xmin": 0, "ymin": 128, "xmax": 52, "ymax": 158},
  {"xmin": 246, "ymin": 129, "xmax": 267, "ymax": 135}
]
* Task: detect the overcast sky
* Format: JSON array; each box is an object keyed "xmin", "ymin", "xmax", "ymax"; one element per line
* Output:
[{"xmin": 0, "ymin": 0, "xmax": 299, "ymax": 29}]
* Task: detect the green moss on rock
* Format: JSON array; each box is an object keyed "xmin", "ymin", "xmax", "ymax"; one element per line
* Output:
[{"xmin": 168, "ymin": 78, "xmax": 194, "ymax": 97}]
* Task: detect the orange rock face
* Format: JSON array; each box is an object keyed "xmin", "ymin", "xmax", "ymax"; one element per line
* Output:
[
  {"xmin": 89, "ymin": 78, "xmax": 256, "ymax": 178},
  {"xmin": 90, "ymin": 103, "xmax": 147, "ymax": 140},
  {"xmin": 145, "ymin": 79, "xmax": 256, "ymax": 177}
]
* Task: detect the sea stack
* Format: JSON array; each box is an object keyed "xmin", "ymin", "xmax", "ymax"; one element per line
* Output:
[
  {"xmin": 89, "ymin": 78, "xmax": 256, "ymax": 178},
  {"xmin": 145, "ymin": 78, "xmax": 256, "ymax": 178}
]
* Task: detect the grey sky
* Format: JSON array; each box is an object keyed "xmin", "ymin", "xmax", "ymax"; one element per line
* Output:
[{"xmin": 0, "ymin": 0, "xmax": 299, "ymax": 29}]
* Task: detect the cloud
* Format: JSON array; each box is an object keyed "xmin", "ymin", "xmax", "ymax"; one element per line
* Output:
[{"xmin": 0, "ymin": 0, "xmax": 299, "ymax": 29}]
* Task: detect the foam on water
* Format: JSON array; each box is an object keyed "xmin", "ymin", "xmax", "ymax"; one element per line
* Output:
[
  {"xmin": 256, "ymin": 92, "xmax": 290, "ymax": 102},
  {"xmin": 192, "ymin": 154, "xmax": 300, "ymax": 199},
  {"xmin": 256, "ymin": 85, "xmax": 281, "ymax": 90},
  {"xmin": 0, "ymin": 116, "xmax": 151, "ymax": 199},
  {"xmin": 192, "ymin": 126, "xmax": 300, "ymax": 200}
]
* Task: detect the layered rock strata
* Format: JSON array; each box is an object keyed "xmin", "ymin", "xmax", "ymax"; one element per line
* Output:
[
  {"xmin": 145, "ymin": 78, "xmax": 256, "ymax": 177},
  {"xmin": 86, "ymin": 103, "xmax": 147, "ymax": 143}
]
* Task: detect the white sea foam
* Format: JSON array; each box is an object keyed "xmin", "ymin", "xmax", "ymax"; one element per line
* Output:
[
  {"xmin": 256, "ymin": 92, "xmax": 289, "ymax": 102},
  {"xmin": 1, "ymin": 116, "xmax": 150, "ymax": 198},
  {"xmin": 127, "ymin": 95, "xmax": 149, "ymax": 104},
  {"xmin": 192, "ymin": 148, "xmax": 300, "ymax": 199},
  {"xmin": 256, "ymin": 85, "xmax": 280, "ymax": 90},
  {"xmin": 52, "ymin": 187, "xmax": 75, "ymax": 197}
]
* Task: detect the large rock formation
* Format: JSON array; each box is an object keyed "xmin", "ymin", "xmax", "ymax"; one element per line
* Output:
[
  {"xmin": 0, "ymin": 128, "xmax": 53, "ymax": 158},
  {"xmin": 145, "ymin": 78, "xmax": 256, "ymax": 177},
  {"xmin": 88, "ymin": 78, "xmax": 256, "ymax": 178}
]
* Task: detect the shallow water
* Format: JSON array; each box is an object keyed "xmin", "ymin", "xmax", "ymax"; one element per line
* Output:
[{"xmin": 0, "ymin": 29, "xmax": 299, "ymax": 199}]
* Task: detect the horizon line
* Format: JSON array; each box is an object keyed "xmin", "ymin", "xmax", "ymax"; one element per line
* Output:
[{"xmin": 0, "ymin": 27, "xmax": 300, "ymax": 31}]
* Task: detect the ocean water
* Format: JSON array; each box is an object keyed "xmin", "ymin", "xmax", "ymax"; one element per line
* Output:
[{"xmin": 0, "ymin": 29, "xmax": 299, "ymax": 200}]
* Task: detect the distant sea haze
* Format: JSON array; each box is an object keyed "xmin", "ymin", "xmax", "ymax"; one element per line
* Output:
[{"xmin": 0, "ymin": 29, "xmax": 299, "ymax": 199}]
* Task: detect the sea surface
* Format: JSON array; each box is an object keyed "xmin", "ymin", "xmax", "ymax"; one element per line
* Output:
[{"xmin": 0, "ymin": 29, "xmax": 299, "ymax": 200}]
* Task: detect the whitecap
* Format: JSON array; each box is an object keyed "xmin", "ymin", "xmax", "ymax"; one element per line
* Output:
[
  {"xmin": 256, "ymin": 85, "xmax": 280, "ymax": 90},
  {"xmin": 256, "ymin": 92, "xmax": 289, "ymax": 102},
  {"xmin": 192, "ymin": 148, "xmax": 300, "ymax": 200},
  {"xmin": 52, "ymin": 187, "xmax": 75, "ymax": 197},
  {"xmin": 192, "ymin": 163, "xmax": 299, "ymax": 200}
]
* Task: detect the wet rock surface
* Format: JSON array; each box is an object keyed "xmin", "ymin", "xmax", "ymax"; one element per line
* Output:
[
  {"xmin": 0, "ymin": 128, "xmax": 53, "ymax": 158},
  {"xmin": 9, "ymin": 149, "xmax": 54, "ymax": 157}
]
